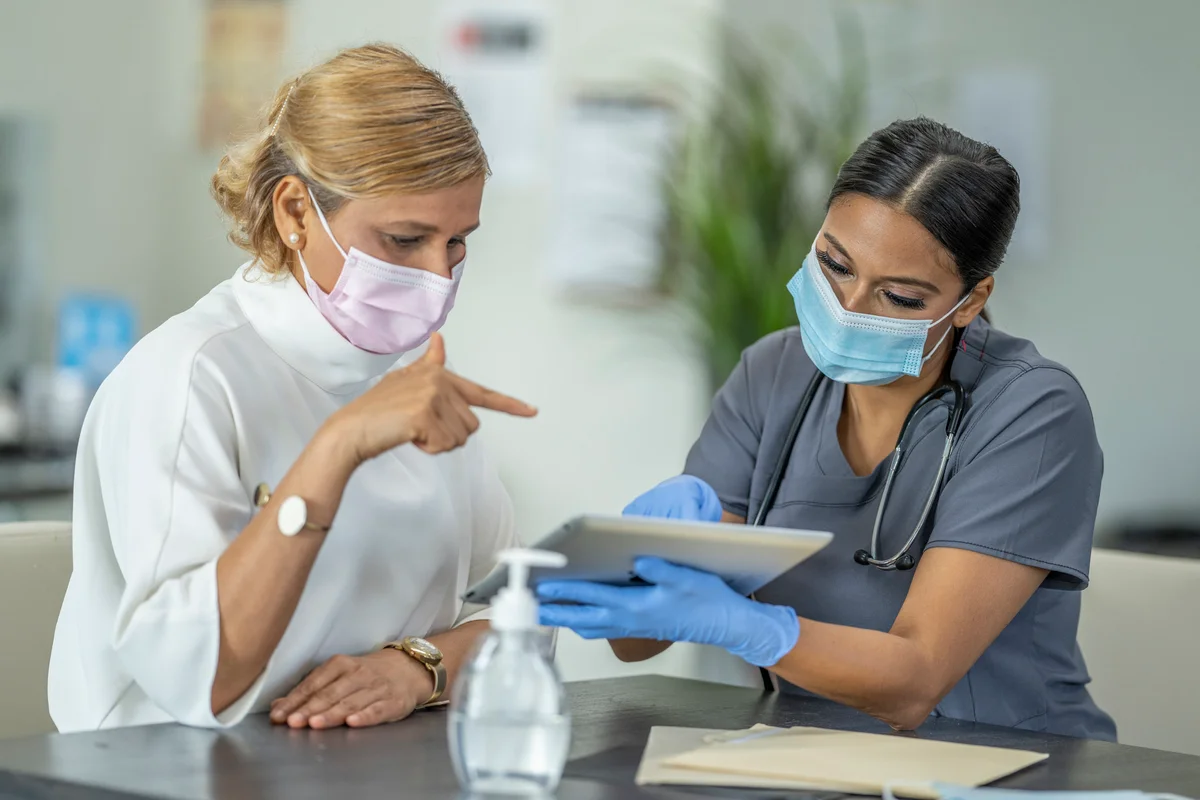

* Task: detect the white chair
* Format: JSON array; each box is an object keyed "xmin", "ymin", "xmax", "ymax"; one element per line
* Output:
[
  {"xmin": 0, "ymin": 521, "xmax": 72, "ymax": 739},
  {"xmin": 1078, "ymin": 547, "xmax": 1200, "ymax": 755}
]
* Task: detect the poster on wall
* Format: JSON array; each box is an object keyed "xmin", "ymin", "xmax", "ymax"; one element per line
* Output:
[
  {"xmin": 198, "ymin": 0, "xmax": 288, "ymax": 150},
  {"xmin": 434, "ymin": 0, "xmax": 550, "ymax": 188},
  {"xmin": 546, "ymin": 96, "xmax": 675, "ymax": 301}
]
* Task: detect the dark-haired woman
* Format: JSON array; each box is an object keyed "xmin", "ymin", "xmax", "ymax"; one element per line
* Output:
[{"xmin": 538, "ymin": 117, "xmax": 1116, "ymax": 740}]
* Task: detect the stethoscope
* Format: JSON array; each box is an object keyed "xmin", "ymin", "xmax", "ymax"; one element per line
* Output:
[{"xmin": 750, "ymin": 371, "xmax": 967, "ymax": 571}]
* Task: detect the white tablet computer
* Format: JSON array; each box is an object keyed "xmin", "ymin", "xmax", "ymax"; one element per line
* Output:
[{"xmin": 462, "ymin": 514, "xmax": 832, "ymax": 604}]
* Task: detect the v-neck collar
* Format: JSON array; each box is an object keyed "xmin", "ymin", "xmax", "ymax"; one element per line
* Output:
[{"xmin": 814, "ymin": 318, "xmax": 988, "ymax": 480}]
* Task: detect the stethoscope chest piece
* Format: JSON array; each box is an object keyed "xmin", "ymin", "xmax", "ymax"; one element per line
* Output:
[{"xmin": 854, "ymin": 548, "xmax": 917, "ymax": 571}]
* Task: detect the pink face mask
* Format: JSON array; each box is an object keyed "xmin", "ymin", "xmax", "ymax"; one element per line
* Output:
[{"xmin": 296, "ymin": 188, "xmax": 464, "ymax": 354}]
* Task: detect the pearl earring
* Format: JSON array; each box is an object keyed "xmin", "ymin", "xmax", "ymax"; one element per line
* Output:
[{"xmin": 288, "ymin": 233, "xmax": 300, "ymax": 245}]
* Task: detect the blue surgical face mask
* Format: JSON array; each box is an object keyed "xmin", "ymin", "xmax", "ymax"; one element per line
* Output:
[{"xmin": 787, "ymin": 245, "xmax": 969, "ymax": 386}]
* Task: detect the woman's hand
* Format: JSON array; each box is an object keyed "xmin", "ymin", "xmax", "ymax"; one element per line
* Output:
[
  {"xmin": 604, "ymin": 476, "xmax": 727, "ymax": 665},
  {"xmin": 325, "ymin": 332, "xmax": 537, "ymax": 465},
  {"xmin": 269, "ymin": 649, "xmax": 433, "ymax": 729},
  {"xmin": 623, "ymin": 475, "xmax": 723, "ymax": 521},
  {"xmin": 537, "ymin": 557, "xmax": 799, "ymax": 668}
]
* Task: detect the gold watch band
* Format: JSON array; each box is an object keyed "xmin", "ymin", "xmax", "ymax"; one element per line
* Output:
[
  {"xmin": 382, "ymin": 641, "xmax": 447, "ymax": 708},
  {"xmin": 418, "ymin": 661, "xmax": 448, "ymax": 708}
]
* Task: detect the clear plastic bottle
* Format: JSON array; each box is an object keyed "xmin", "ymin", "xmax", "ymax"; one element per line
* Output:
[{"xmin": 449, "ymin": 549, "xmax": 571, "ymax": 796}]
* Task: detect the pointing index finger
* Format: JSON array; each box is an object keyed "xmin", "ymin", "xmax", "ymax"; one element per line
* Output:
[{"xmin": 449, "ymin": 373, "xmax": 538, "ymax": 417}]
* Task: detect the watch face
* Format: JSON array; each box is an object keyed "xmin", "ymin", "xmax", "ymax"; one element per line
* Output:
[
  {"xmin": 277, "ymin": 496, "xmax": 307, "ymax": 537},
  {"xmin": 403, "ymin": 636, "xmax": 442, "ymax": 663}
]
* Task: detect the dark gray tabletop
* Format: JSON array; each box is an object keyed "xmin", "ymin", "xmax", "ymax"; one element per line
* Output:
[{"xmin": 1, "ymin": 676, "xmax": 1198, "ymax": 799}]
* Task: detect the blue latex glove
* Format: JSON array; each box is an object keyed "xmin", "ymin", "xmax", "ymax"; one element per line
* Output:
[
  {"xmin": 536, "ymin": 556, "xmax": 799, "ymax": 668},
  {"xmin": 623, "ymin": 475, "xmax": 723, "ymax": 521}
]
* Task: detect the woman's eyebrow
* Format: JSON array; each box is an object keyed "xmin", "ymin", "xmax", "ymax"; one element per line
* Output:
[
  {"xmin": 822, "ymin": 232, "xmax": 854, "ymax": 264},
  {"xmin": 823, "ymin": 232, "xmax": 942, "ymax": 293},
  {"xmin": 379, "ymin": 221, "xmax": 481, "ymax": 236}
]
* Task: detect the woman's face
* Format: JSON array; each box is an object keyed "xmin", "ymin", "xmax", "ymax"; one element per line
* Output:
[
  {"xmin": 815, "ymin": 193, "xmax": 992, "ymax": 351},
  {"xmin": 274, "ymin": 175, "xmax": 485, "ymax": 293}
]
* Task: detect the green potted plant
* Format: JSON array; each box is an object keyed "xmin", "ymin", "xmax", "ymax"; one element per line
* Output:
[{"xmin": 659, "ymin": 14, "xmax": 869, "ymax": 392}]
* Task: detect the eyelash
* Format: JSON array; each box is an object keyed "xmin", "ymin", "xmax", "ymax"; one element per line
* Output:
[
  {"xmin": 885, "ymin": 292, "xmax": 925, "ymax": 311},
  {"xmin": 816, "ymin": 249, "xmax": 850, "ymax": 277},
  {"xmin": 815, "ymin": 249, "xmax": 926, "ymax": 311},
  {"xmin": 387, "ymin": 235, "xmax": 467, "ymax": 249}
]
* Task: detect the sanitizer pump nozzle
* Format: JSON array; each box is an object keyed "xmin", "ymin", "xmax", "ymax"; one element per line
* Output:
[{"xmin": 491, "ymin": 549, "xmax": 568, "ymax": 632}]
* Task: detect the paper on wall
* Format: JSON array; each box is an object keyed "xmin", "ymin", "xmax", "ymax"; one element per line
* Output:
[
  {"xmin": 198, "ymin": 0, "xmax": 288, "ymax": 149},
  {"xmin": 546, "ymin": 96, "xmax": 675, "ymax": 300},
  {"xmin": 434, "ymin": 0, "xmax": 551, "ymax": 188}
]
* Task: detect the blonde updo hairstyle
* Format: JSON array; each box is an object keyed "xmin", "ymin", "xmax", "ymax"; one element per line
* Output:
[{"xmin": 212, "ymin": 43, "xmax": 489, "ymax": 274}]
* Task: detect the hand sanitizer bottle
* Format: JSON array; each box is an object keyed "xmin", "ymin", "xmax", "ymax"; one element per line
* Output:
[{"xmin": 449, "ymin": 549, "xmax": 570, "ymax": 796}]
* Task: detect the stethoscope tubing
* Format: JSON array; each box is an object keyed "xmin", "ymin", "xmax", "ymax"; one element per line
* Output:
[{"xmin": 752, "ymin": 373, "xmax": 966, "ymax": 571}]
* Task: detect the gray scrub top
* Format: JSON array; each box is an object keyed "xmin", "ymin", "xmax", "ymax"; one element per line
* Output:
[{"xmin": 684, "ymin": 318, "xmax": 1116, "ymax": 741}]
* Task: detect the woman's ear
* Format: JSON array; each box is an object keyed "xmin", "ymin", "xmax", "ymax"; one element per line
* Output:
[
  {"xmin": 272, "ymin": 175, "xmax": 309, "ymax": 249},
  {"xmin": 954, "ymin": 276, "xmax": 994, "ymax": 327}
]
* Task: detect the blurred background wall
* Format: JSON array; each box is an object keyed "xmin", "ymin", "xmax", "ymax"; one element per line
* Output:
[
  {"xmin": 0, "ymin": 0, "xmax": 1197, "ymax": 710},
  {"xmin": 733, "ymin": 0, "xmax": 1200, "ymax": 532},
  {"xmin": 0, "ymin": 0, "xmax": 740, "ymax": 685}
]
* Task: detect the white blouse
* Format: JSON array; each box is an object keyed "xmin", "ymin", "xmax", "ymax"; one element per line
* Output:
[{"xmin": 48, "ymin": 263, "xmax": 515, "ymax": 732}]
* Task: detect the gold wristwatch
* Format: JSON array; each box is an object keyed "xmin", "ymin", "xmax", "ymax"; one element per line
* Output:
[{"xmin": 383, "ymin": 636, "xmax": 447, "ymax": 708}]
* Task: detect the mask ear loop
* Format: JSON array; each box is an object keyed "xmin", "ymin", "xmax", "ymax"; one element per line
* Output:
[
  {"xmin": 931, "ymin": 289, "xmax": 972, "ymax": 328},
  {"xmin": 295, "ymin": 187, "xmax": 348, "ymax": 295},
  {"xmin": 920, "ymin": 290, "xmax": 974, "ymax": 363},
  {"xmin": 305, "ymin": 188, "xmax": 348, "ymax": 260},
  {"xmin": 920, "ymin": 320, "xmax": 958, "ymax": 364}
]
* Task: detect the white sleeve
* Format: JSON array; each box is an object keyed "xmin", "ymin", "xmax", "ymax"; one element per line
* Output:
[
  {"xmin": 454, "ymin": 440, "xmax": 519, "ymax": 626},
  {"xmin": 100, "ymin": 352, "xmax": 266, "ymax": 728}
]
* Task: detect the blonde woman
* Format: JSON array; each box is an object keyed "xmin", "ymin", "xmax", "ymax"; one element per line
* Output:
[{"xmin": 48, "ymin": 44, "xmax": 535, "ymax": 732}]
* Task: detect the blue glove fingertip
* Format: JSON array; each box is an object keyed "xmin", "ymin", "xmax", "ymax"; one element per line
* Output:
[
  {"xmin": 632, "ymin": 555, "xmax": 667, "ymax": 574},
  {"xmin": 538, "ymin": 610, "xmax": 565, "ymax": 629},
  {"xmin": 538, "ymin": 603, "xmax": 578, "ymax": 626}
]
